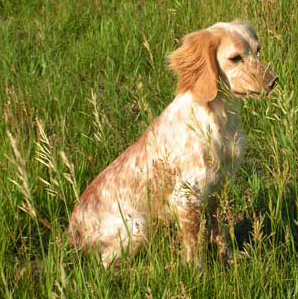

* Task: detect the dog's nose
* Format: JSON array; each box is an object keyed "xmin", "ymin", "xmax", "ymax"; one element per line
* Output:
[{"xmin": 269, "ymin": 76, "xmax": 278, "ymax": 91}]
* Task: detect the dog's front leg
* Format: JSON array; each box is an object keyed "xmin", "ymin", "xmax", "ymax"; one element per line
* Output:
[
  {"xmin": 208, "ymin": 205, "xmax": 234, "ymax": 264},
  {"xmin": 171, "ymin": 182, "xmax": 208, "ymax": 267},
  {"xmin": 177, "ymin": 204, "xmax": 207, "ymax": 265}
]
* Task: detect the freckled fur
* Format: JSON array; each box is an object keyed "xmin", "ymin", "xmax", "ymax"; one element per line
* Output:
[{"xmin": 67, "ymin": 20, "xmax": 276, "ymax": 267}]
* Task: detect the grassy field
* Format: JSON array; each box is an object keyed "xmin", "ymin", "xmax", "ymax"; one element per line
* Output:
[{"xmin": 1, "ymin": 0, "xmax": 298, "ymax": 297}]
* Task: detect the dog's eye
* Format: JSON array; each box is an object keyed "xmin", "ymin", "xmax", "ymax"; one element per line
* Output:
[{"xmin": 230, "ymin": 55, "xmax": 242, "ymax": 63}]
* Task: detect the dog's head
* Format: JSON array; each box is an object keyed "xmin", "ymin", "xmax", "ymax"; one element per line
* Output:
[{"xmin": 169, "ymin": 20, "xmax": 277, "ymax": 103}]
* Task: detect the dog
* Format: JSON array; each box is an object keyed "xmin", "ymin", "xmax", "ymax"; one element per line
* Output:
[{"xmin": 67, "ymin": 20, "xmax": 277, "ymax": 267}]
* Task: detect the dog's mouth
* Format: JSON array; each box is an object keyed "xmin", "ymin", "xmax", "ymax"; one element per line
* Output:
[
  {"xmin": 232, "ymin": 90, "xmax": 262, "ymax": 97},
  {"xmin": 232, "ymin": 77, "xmax": 278, "ymax": 98}
]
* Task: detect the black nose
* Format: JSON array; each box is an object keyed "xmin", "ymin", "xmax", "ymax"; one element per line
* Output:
[{"xmin": 269, "ymin": 76, "xmax": 278, "ymax": 90}]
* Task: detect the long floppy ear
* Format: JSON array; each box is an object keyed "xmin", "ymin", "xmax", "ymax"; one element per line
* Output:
[{"xmin": 168, "ymin": 30, "xmax": 219, "ymax": 103}]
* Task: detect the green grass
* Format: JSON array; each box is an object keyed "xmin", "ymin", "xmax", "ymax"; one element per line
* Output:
[{"xmin": 1, "ymin": 0, "xmax": 298, "ymax": 297}]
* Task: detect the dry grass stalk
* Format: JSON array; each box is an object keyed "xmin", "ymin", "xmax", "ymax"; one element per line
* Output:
[
  {"xmin": 60, "ymin": 151, "xmax": 80, "ymax": 202},
  {"xmin": 6, "ymin": 130, "xmax": 36, "ymax": 219},
  {"xmin": 35, "ymin": 118, "xmax": 60, "ymax": 198}
]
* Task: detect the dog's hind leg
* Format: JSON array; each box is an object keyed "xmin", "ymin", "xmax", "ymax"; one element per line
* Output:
[
  {"xmin": 68, "ymin": 200, "xmax": 148, "ymax": 267},
  {"xmin": 99, "ymin": 204, "xmax": 148, "ymax": 267}
]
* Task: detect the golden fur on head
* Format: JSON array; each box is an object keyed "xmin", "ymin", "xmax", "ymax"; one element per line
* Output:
[{"xmin": 168, "ymin": 30, "xmax": 219, "ymax": 103}]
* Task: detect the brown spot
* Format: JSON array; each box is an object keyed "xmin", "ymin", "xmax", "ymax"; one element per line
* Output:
[{"xmin": 150, "ymin": 159, "xmax": 177, "ymax": 200}]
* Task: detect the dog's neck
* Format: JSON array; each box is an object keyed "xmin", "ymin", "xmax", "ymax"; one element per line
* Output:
[
  {"xmin": 154, "ymin": 91, "xmax": 245, "ymax": 174},
  {"xmin": 164, "ymin": 90, "xmax": 240, "ymax": 130}
]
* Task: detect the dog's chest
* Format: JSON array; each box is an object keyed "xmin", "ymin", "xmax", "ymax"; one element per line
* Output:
[
  {"xmin": 209, "ymin": 116, "xmax": 245, "ymax": 174},
  {"xmin": 164, "ymin": 98, "xmax": 246, "ymax": 208}
]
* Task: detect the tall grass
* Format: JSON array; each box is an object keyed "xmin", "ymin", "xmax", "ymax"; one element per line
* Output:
[{"xmin": 1, "ymin": 0, "xmax": 298, "ymax": 297}]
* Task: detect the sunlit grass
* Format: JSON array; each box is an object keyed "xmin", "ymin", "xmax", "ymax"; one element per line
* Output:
[{"xmin": 1, "ymin": 0, "xmax": 298, "ymax": 297}]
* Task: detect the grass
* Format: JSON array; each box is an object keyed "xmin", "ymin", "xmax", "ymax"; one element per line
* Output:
[{"xmin": 1, "ymin": 0, "xmax": 298, "ymax": 297}]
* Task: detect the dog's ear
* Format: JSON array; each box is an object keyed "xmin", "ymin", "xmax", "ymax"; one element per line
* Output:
[{"xmin": 169, "ymin": 30, "xmax": 219, "ymax": 103}]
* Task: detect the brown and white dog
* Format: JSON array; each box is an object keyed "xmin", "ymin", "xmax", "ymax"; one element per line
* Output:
[{"xmin": 67, "ymin": 20, "xmax": 277, "ymax": 267}]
